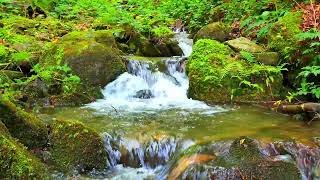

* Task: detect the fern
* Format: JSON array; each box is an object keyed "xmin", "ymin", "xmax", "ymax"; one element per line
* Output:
[
  {"xmin": 295, "ymin": 29, "xmax": 320, "ymax": 41},
  {"xmin": 240, "ymin": 51, "xmax": 255, "ymax": 63}
]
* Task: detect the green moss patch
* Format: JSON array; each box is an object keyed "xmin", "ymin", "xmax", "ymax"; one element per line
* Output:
[
  {"xmin": 187, "ymin": 39, "xmax": 283, "ymax": 103},
  {"xmin": 49, "ymin": 119, "xmax": 107, "ymax": 173},
  {"xmin": 0, "ymin": 96, "xmax": 48, "ymax": 148},
  {"xmin": 0, "ymin": 121, "xmax": 49, "ymax": 179}
]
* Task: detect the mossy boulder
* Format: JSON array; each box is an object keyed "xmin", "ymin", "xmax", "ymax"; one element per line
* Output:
[
  {"xmin": 137, "ymin": 37, "xmax": 183, "ymax": 57},
  {"xmin": 49, "ymin": 119, "xmax": 107, "ymax": 173},
  {"xmin": 252, "ymin": 52, "xmax": 280, "ymax": 66},
  {"xmin": 0, "ymin": 121, "xmax": 49, "ymax": 179},
  {"xmin": 42, "ymin": 31, "xmax": 126, "ymax": 87},
  {"xmin": 267, "ymin": 12, "xmax": 303, "ymax": 58},
  {"xmin": 226, "ymin": 37, "xmax": 266, "ymax": 53},
  {"xmin": 187, "ymin": 39, "xmax": 283, "ymax": 103},
  {"xmin": 194, "ymin": 22, "xmax": 231, "ymax": 42},
  {"xmin": 0, "ymin": 96, "xmax": 48, "ymax": 148}
]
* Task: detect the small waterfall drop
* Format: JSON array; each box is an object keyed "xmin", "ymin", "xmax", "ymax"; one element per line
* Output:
[{"xmin": 86, "ymin": 31, "xmax": 225, "ymax": 114}]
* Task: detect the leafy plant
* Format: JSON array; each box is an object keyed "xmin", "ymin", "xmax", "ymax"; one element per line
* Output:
[
  {"xmin": 11, "ymin": 52, "xmax": 32, "ymax": 63},
  {"xmin": 29, "ymin": 64, "xmax": 81, "ymax": 94},
  {"xmin": 240, "ymin": 51, "xmax": 255, "ymax": 63}
]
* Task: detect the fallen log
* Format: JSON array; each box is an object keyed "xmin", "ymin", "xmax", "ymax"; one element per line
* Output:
[
  {"xmin": 270, "ymin": 102, "xmax": 320, "ymax": 125},
  {"xmin": 272, "ymin": 103, "xmax": 320, "ymax": 114}
]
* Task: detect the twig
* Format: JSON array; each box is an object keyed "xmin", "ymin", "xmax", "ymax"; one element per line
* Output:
[{"xmin": 110, "ymin": 105, "xmax": 119, "ymax": 114}]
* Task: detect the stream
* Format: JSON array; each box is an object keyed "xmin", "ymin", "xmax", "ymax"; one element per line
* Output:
[{"xmin": 38, "ymin": 32, "xmax": 320, "ymax": 179}]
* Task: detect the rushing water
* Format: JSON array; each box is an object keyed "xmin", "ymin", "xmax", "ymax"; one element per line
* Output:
[
  {"xmin": 86, "ymin": 32, "xmax": 224, "ymax": 115},
  {"xmin": 38, "ymin": 31, "xmax": 320, "ymax": 179}
]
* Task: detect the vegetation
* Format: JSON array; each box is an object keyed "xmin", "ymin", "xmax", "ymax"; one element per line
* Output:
[{"xmin": 0, "ymin": 0, "xmax": 319, "ymax": 178}]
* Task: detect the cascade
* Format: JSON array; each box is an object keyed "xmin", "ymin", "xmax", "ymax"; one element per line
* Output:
[{"xmin": 86, "ymin": 31, "xmax": 225, "ymax": 115}]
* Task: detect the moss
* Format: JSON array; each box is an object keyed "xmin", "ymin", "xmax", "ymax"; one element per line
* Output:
[
  {"xmin": 0, "ymin": 95, "xmax": 48, "ymax": 148},
  {"xmin": 179, "ymin": 137, "xmax": 301, "ymax": 180},
  {"xmin": 217, "ymin": 137, "xmax": 261, "ymax": 167},
  {"xmin": 0, "ymin": 121, "xmax": 49, "ymax": 179},
  {"xmin": 41, "ymin": 31, "xmax": 125, "ymax": 87},
  {"xmin": 187, "ymin": 39, "xmax": 283, "ymax": 103},
  {"xmin": 268, "ymin": 11, "xmax": 303, "ymax": 57},
  {"xmin": 194, "ymin": 22, "xmax": 231, "ymax": 42},
  {"xmin": 1, "ymin": 15, "xmax": 72, "ymax": 44},
  {"xmin": 49, "ymin": 119, "xmax": 107, "ymax": 173},
  {"xmin": 151, "ymin": 26, "xmax": 175, "ymax": 39},
  {"xmin": 0, "ymin": 70, "xmax": 24, "ymax": 79},
  {"xmin": 226, "ymin": 37, "xmax": 266, "ymax": 53}
]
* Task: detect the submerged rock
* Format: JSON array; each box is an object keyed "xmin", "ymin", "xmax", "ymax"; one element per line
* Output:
[
  {"xmin": 226, "ymin": 37, "xmax": 266, "ymax": 53},
  {"xmin": 194, "ymin": 22, "xmax": 231, "ymax": 42},
  {"xmin": 49, "ymin": 119, "xmax": 107, "ymax": 173},
  {"xmin": 166, "ymin": 137, "xmax": 301, "ymax": 180},
  {"xmin": 187, "ymin": 39, "xmax": 283, "ymax": 103},
  {"xmin": 0, "ymin": 121, "xmax": 49, "ymax": 179},
  {"xmin": 0, "ymin": 96, "xmax": 48, "ymax": 148}
]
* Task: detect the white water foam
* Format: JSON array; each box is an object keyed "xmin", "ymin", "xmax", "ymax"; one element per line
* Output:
[{"xmin": 86, "ymin": 32, "xmax": 226, "ymax": 114}]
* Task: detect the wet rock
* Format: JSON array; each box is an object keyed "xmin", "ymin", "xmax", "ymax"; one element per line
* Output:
[
  {"xmin": 226, "ymin": 37, "xmax": 266, "ymax": 53},
  {"xmin": 194, "ymin": 22, "xmax": 231, "ymax": 42},
  {"xmin": 42, "ymin": 31, "xmax": 126, "ymax": 87},
  {"xmin": 0, "ymin": 121, "xmax": 49, "ymax": 179},
  {"xmin": 134, "ymin": 89, "xmax": 154, "ymax": 99},
  {"xmin": 49, "ymin": 119, "xmax": 108, "ymax": 173},
  {"xmin": 274, "ymin": 141, "xmax": 320, "ymax": 180},
  {"xmin": 0, "ymin": 96, "xmax": 48, "ymax": 148},
  {"xmin": 137, "ymin": 37, "xmax": 183, "ymax": 57},
  {"xmin": 166, "ymin": 137, "xmax": 301, "ymax": 180},
  {"xmin": 253, "ymin": 52, "xmax": 280, "ymax": 65}
]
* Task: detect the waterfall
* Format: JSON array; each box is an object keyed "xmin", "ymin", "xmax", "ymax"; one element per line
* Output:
[{"xmin": 86, "ymin": 31, "xmax": 225, "ymax": 114}]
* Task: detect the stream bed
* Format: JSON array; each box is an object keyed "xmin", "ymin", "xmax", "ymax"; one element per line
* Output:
[{"xmin": 37, "ymin": 32, "xmax": 320, "ymax": 179}]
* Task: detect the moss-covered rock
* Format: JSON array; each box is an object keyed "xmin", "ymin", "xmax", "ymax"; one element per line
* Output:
[
  {"xmin": 0, "ymin": 121, "xmax": 49, "ymax": 179},
  {"xmin": 49, "ymin": 119, "xmax": 107, "ymax": 173},
  {"xmin": 42, "ymin": 31, "xmax": 126, "ymax": 87},
  {"xmin": 252, "ymin": 52, "xmax": 280, "ymax": 66},
  {"xmin": 226, "ymin": 37, "xmax": 266, "ymax": 53},
  {"xmin": 194, "ymin": 22, "xmax": 231, "ymax": 42},
  {"xmin": 0, "ymin": 96, "xmax": 48, "ymax": 148},
  {"xmin": 187, "ymin": 39, "xmax": 283, "ymax": 103},
  {"xmin": 137, "ymin": 37, "xmax": 183, "ymax": 57},
  {"xmin": 268, "ymin": 12, "xmax": 303, "ymax": 57}
]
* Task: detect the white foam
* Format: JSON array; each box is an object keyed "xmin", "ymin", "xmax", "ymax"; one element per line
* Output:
[{"xmin": 86, "ymin": 32, "xmax": 226, "ymax": 115}]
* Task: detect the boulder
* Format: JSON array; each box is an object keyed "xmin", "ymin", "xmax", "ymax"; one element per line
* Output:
[
  {"xmin": 226, "ymin": 37, "xmax": 266, "ymax": 53},
  {"xmin": 49, "ymin": 119, "xmax": 108, "ymax": 173},
  {"xmin": 0, "ymin": 121, "xmax": 49, "ymax": 179},
  {"xmin": 0, "ymin": 96, "xmax": 48, "ymax": 148},
  {"xmin": 194, "ymin": 22, "xmax": 231, "ymax": 42},
  {"xmin": 42, "ymin": 31, "xmax": 126, "ymax": 87},
  {"xmin": 187, "ymin": 39, "xmax": 283, "ymax": 103},
  {"xmin": 253, "ymin": 52, "xmax": 280, "ymax": 66},
  {"xmin": 137, "ymin": 36, "xmax": 183, "ymax": 57}
]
